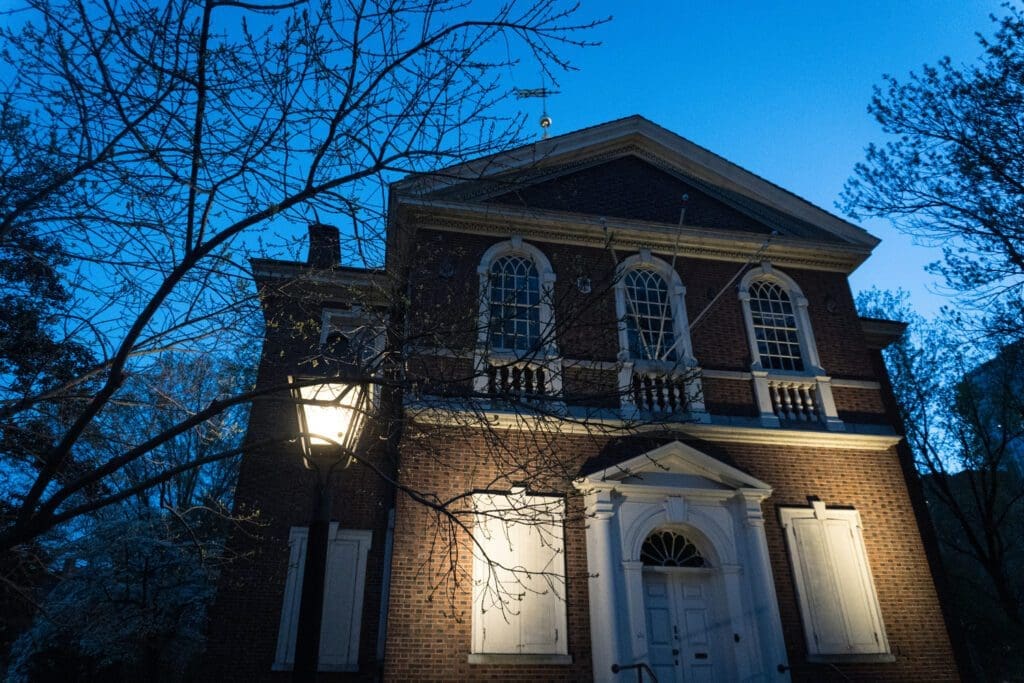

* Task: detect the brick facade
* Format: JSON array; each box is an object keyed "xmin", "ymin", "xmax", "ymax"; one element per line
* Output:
[{"xmin": 205, "ymin": 118, "xmax": 960, "ymax": 682}]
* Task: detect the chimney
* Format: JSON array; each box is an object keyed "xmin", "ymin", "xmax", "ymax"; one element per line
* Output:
[{"xmin": 307, "ymin": 223, "xmax": 340, "ymax": 268}]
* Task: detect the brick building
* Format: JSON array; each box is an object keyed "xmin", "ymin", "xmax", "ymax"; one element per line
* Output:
[{"xmin": 204, "ymin": 116, "xmax": 961, "ymax": 681}]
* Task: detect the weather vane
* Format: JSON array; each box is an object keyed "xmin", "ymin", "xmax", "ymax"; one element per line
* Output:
[{"xmin": 514, "ymin": 85, "xmax": 560, "ymax": 139}]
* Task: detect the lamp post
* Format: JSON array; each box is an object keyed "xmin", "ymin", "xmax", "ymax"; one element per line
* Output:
[{"xmin": 290, "ymin": 374, "xmax": 371, "ymax": 682}]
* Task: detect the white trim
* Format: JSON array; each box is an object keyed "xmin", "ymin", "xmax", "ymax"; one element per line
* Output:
[
  {"xmin": 779, "ymin": 503, "xmax": 892, "ymax": 661},
  {"xmin": 273, "ymin": 525, "xmax": 373, "ymax": 672},
  {"xmin": 473, "ymin": 238, "xmax": 561, "ymax": 399},
  {"xmin": 578, "ymin": 440, "xmax": 772, "ymax": 493},
  {"xmin": 575, "ymin": 440, "xmax": 791, "ymax": 682},
  {"xmin": 405, "ymin": 405, "xmax": 902, "ymax": 450},
  {"xmin": 400, "ymin": 199, "xmax": 872, "ymax": 274}
]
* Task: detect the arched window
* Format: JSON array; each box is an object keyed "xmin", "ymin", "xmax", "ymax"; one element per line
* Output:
[
  {"xmin": 614, "ymin": 251, "xmax": 695, "ymax": 366},
  {"xmin": 738, "ymin": 264, "xmax": 843, "ymax": 430},
  {"xmin": 489, "ymin": 254, "xmax": 540, "ymax": 353},
  {"xmin": 640, "ymin": 529, "xmax": 707, "ymax": 568},
  {"xmin": 624, "ymin": 268, "xmax": 677, "ymax": 361},
  {"xmin": 472, "ymin": 238, "xmax": 561, "ymax": 401},
  {"xmin": 738, "ymin": 263, "xmax": 822, "ymax": 375},
  {"xmin": 747, "ymin": 279, "xmax": 803, "ymax": 372}
]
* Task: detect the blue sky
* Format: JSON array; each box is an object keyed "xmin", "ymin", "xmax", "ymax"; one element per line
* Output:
[{"xmin": 514, "ymin": 0, "xmax": 1007, "ymax": 317}]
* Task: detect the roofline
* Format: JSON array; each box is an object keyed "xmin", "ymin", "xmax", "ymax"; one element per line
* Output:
[
  {"xmin": 391, "ymin": 115, "xmax": 878, "ymax": 249},
  {"xmin": 397, "ymin": 198, "xmax": 873, "ymax": 274}
]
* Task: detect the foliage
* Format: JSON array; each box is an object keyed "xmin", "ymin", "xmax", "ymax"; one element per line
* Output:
[
  {"xmin": 5, "ymin": 508, "xmax": 229, "ymax": 682},
  {"xmin": 858, "ymin": 288, "xmax": 1024, "ymax": 679},
  {"xmin": 843, "ymin": 6, "xmax": 1024, "ymax": 336}
]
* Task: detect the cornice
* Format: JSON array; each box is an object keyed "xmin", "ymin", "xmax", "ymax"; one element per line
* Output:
[
  {"xmin": 406, "ymin": 405, "xmax": 902, "ymax": 451},
  {"xmin": 398, "ymin": 198, "xmax": 871, "ymax": 273}
]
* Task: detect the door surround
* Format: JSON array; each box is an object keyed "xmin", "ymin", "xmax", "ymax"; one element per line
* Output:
[{"xmin": 576, "ymin": 440, "xmax": 791, "ymax": 682}]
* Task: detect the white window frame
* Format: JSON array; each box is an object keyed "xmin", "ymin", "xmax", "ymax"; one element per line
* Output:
[
  {"xmin": 472, "ymin": 237, "xmax": 561, "ymax": 399},
  {"xmin": 614, "ymin": 250, "xmax": 696, "ymax": 367},
  {"xmin": 737, "ymin": 263, "xmax": 822, "ymax": 375},
  {"xmin": 273, "ymin": 524, "xmax": 373, "ymax": 672},
  {"xmin": 780, "ymin": 501, "xmax": 893, "ymax": 663},
  {"xmin": 469, "ymin": 489, "xmax": 570, "ymax": 664},
  {"xmin": 738, "ymin": 263, "xmax": 842, "ymax": 429},
  {"xmin": 614, "ymin": 250, "xmax": 706, "ymax": 420},
  {"xmin": 320, "ymin": 307, "xmax": 386, "ymax": 368}
]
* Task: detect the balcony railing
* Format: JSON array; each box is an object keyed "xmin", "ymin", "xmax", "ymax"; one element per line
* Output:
[
  {"xmin": 767, "ymin": 378, "xmax": 819, "ymax": 422},
  {"xmin": 631, "ymin": 371, "xmax": 691, "ymax": 415},
  {"xmin": 480, "ymin": 354, "xmax": 560, "ymax": 405},
  {"xmin": 751, "ymin": 370, "xmax": 843, "ymax": 431},
  {"xmin": 620, "ymin": 361, "xmax": 708, "ymax": 422}
]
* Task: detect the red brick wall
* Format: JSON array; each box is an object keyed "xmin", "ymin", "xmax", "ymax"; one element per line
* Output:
[
  {"xmin": 406, "ymin": 229, "xmax": 879, "ymax": 386},
  {"xmin": 383, "ymin": 427, "xmax": 959, "ymax": 682},
  {"xmin": 203, "ymin": 278, "xmax": 394, "ymax": 683}
]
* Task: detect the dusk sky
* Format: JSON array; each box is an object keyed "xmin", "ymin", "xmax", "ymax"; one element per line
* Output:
[{"xmin": 515, "ymin": 0, "xmax": 1007, "ymax": 318}]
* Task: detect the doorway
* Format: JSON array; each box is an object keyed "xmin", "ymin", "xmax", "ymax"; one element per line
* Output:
[{"xmin": 640, "ymin": 531, "xmax": 732, "ymax": 682}]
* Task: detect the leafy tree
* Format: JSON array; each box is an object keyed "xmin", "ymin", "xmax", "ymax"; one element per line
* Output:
[
  {"xmin": 858, "ymin": 289, "xmax": 1024, "ymax": 679},
  {"xmin": 842, "ymin": 7, "xmax": 1024, "ymax": 336}
]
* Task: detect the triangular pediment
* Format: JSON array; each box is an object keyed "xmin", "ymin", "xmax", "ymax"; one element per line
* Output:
[
  {"xmin": 580, "ymin": 440, "xmax": 771, "ymax": 493},
  {"xmin": 394, "ymin": 115, "xmax": 877, "ymax": 249}
]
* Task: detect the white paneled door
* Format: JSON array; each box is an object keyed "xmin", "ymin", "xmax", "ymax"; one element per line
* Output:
[{"xmin": 643, "ymin": 570, "xmax": 729, "ymax": 683}]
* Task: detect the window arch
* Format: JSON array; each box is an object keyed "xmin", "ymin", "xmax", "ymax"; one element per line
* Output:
[
  {"xmin": 738, "ymin": 263, "xmax": 822, "ymax": 374},
  {"xmin": 475, "ymin": 237, "xmax": 556, "ymax": 356},
  {"xmin": 614, "ymin": 251, "xmax": 695, "ymax": 366},
  {"xmin": 640, "ymin": 529, "xmax": 708, "ymax": 568}
]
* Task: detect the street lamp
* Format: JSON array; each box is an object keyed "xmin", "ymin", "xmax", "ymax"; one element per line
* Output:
[{"xmin": 290, "ymin": 371, "xmax": 372, "ymax": 682}]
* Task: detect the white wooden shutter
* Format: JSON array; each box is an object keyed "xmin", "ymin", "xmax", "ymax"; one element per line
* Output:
[
  {"xmin": 273, "ymin": 525, "xmax": 372, "ymax": 671},
  {"xmin": 516, "ymin": 501, "xmax": 565, "ymax": 653},
  {"xmin": 473, "ymin": 501, "xmax": 520, "ymax": 654},
  {"xmin": 273, "ymin": 527, "xmax": 307, "ymax": 668},
  {"xmin": 472, "ymin": 493, "xmax": 567, "ymax": 655},
  {"xmin": 319, "ymin": 527, "xmax": 372, "ymax": 669},
  {"xmin": 781, "ymin": 503, "xmax": 889, "ymax": 658}
]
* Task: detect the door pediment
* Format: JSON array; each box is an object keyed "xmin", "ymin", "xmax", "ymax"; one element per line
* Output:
[{"xmin": 578, "ymin": 440, "xmax": 771, "ymax": 495}]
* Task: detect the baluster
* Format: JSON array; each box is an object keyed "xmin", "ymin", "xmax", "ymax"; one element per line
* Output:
[
  {"xmin": 524, "ymin": 366, "xmax": 534, "ymax": 396},
  {"xmin": 632, "ymin": 375, "xmax": 643, "ymax": 408},
  {"xmin": 500, "ymin": 366, "xmax": 510, "ymax": 397},
  {"xmin": 769, "ymin": 381, "xmax": 784, "ymax": 420},
  {"xmin": 652, "ymin": 376, "xmax": 665, "ymax": 412},
  {"xmin": 800, "ymin": 383, "xmax": 818, "ymax": 422},
  {"xmin": 488, "ymin": 365, "xmax": 497, "ymax": 396},
  {"xmin": 643, "ymin": 375, "xmax": 655, "ymax": 412},
  {"xmin": 794, "ymin": 383, "xmax": 809, "ymax": 420},
  {"xmin": 778, "ymin": 383, "xmax": 795, "ymax": 420},
  {"xmin": 667, "ymin": 377, "xmax": 678, "ymax": 413}
]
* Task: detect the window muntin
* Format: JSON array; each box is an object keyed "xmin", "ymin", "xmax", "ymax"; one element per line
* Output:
[
  {"xmin": 472, "ymin": 493, "xmax": 567, "ymax": 655},
  {"xmin": 624, "ymin": 268, "xmax": 677, "ymax": 361},
  {"xmin": 489, "ymin": 255, "xmax": 540, "ymax": 353},
  {"xmin": 748, "ymin": 280, "xmax": 804, "ymax": 372},
  {"xmin": 640, "ymin": 530, "xmax": 707, "ymax": 568}
]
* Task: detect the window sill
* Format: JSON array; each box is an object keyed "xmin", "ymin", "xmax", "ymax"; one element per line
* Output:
[
  {"xmin": 807, "ymin": 653, "xmax": 895, "ymax": 665},
  {"xmin": 467, "ymin": 653, "xmax": 573, "ymax": 666},
  {"xmin": 271, "ymin": 662, "xmax": 358, "ymax": 672}
]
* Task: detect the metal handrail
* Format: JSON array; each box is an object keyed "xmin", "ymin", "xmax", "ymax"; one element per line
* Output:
[{"xmin": 611, "ymin": 662, "xmax": 659, "ymax": 683}]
